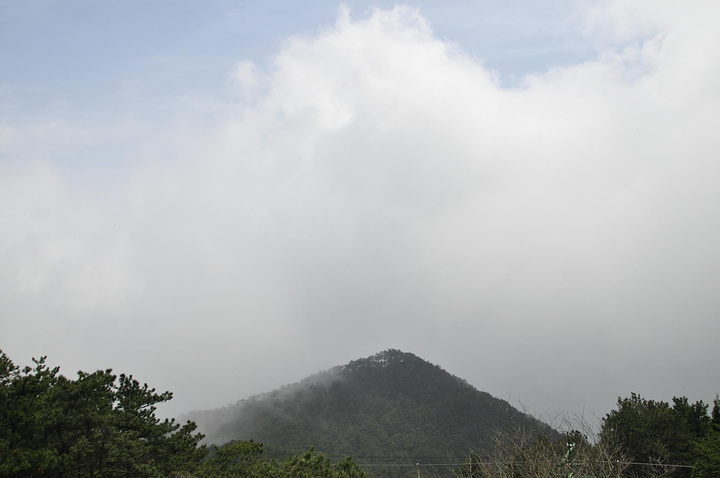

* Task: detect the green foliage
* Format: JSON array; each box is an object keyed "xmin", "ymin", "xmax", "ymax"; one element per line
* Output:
[
  {"xmin": 0, "ymin": 350, "xmax": 370, "ymax": 478},
  {"xmin": 0, "ymin": 349, "xmax": 205, "ymax": 477},
  {"xmin": 694, "ymin": 427, "xmax": 720, "ymax": 478},
  {"xmin": 198, "ymin": 442, "xmax": 366, "ymax": 478},
  {"xmin": 712, "ymin": 397, "xmax": 720, "ymax": 425},
  {"xmin": 198, "ymin": 440, "xmax": 269, "ymax": 477},
  {"xmin": 273, "ymin": 449, "xmax": 366, "ymax": 478},
  {"xmin": 693, "ymin": 397, "xmax": 720, "ymax": 478},
  {"xmin": 193, "ymin": 349, "xmax": 555, "ymax": 478},
  {"xmin": 600, "ymin": 392, "xmax": 716, "ymax": 478}
]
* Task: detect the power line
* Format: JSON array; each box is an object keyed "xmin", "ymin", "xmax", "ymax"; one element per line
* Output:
[
  {"xmin": 263, "ymin": 454, "xmax": 696, "ymax": 469},
  {"xmin": 355, "ymin": 461, "xmax": 695, "ymax": 468}
]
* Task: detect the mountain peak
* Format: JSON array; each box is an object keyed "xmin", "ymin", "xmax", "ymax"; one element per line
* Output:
[
  {"xmin": 342, "ymin": 349, "xmax": 423, "ymax": 370},
  {"xmin": 188, "ymin": 350, "xmax": 557, "ymax": 476}
]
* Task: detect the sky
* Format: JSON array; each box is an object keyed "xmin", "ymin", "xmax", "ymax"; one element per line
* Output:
[{"xmin": 1, "ymin": 0, "xmax": 719, "ymax": 427}]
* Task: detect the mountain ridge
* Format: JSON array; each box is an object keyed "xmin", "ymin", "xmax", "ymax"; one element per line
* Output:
[{"xmin": 186, "ymin": 349, "xmax": 557, "ymax": 476}]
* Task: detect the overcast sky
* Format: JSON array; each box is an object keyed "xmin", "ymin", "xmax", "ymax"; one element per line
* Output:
[{"xmin": 2, "ymin": 0, "xmax": 719, "ymax": 426}]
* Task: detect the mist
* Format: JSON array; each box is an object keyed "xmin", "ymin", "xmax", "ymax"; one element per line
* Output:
[{"xmin": 2, "ymin": 1, "xmax": 719, "ymax": 423}]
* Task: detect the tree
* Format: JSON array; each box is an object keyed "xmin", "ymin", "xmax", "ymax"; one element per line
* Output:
[
  {"xmin": 693, "ymin": 397, "xmax": 720, "ymax": 478},
  {"xmin": 0, "ymin": 349, "xmax": 205, "ymax": 477},
  {"xmin": 198, "ymin": 442, "xmax": 367, "ymax": 478},
  {"xmin": 198, "ymin": 440, "xmax": 270, "ymax": 477},
  {"xmin": 694, "ymin": 428, "xmax": 720, "ymax": 478},
  {"xmin": 599, "ymin": 393, "xmax": 714, "ymax": 478}
]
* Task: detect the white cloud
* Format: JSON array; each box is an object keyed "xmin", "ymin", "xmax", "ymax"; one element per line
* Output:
[
  {"xmin": 230, "ymin": 60, "xmax": 262, "ymax": 99},
  {"xmin": 2, "ymin": 2, "xmax": 720, "ymax": 420}
]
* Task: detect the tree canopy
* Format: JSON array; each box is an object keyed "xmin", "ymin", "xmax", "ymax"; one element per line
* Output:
[
  {"xmin": 5, "ymin": 348, "xmax": 717, "ymax": 478},
  {"xmin": 192, "ymin": 349, "xmax": 555, "ymax": 476},
  {"xmin": 0, "ymin": 349, "xmax": 205, "ymax": 477},
  {"xmin": 455, "ymin": 392, "xmax": 720, "ymax": 478},
  {"xmin": 197, "ymin": 441, "xmax": 366, "ymax": 478},
  {"xmin": 0, "ymin": 350, "xmax": 366, "ymax": 478},
  {"xmin": 599, "ymin": 393, "xmax": 720, "ymax": 478}
]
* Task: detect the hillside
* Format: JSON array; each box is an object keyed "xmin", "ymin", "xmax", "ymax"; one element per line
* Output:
[{"xmin": 187, "ymin": 349, "xmax": 557, "ymax": 477}]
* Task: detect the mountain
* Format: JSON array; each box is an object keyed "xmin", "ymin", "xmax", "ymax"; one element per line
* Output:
[{"xmin": 186, "ymin": 349, "xmax": 557, "ymax": 477}]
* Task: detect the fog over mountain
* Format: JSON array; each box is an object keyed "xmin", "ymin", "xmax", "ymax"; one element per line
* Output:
[
  {"xmin": 187, "ymin": 350, "xmax": 558, "ymax": 478},
  {"xmin": 1, "ymin": 1, "xmax": 719, "ymax": 423}
]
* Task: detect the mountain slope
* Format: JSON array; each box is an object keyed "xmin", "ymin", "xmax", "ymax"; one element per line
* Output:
[{"xmin": 188, "ymin": 349, "xmax": 556, "ymax": 474}]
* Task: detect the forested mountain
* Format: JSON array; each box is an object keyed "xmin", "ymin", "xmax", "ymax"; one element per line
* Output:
[
  {"xmin": 187, "ymin": 350, "xmax": 557, "ymax": 476},
  {"xmin": 5, "ymin": 347, "xmax": 716, "ymax": 478}
]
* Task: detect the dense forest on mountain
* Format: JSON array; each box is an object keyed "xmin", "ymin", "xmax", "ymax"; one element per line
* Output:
[
  {"xmin": 188, "ymin": 350, "xmax": 557, "ymax": 477},
  {"xmin": 2, "ymin": 347, "xmax": 719, "ymax": 478}
]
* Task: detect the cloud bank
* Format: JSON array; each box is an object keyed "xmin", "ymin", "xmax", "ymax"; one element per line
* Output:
[{"xmin": 2, "ymin": 2, "xmax": 720, "ymax": 420}]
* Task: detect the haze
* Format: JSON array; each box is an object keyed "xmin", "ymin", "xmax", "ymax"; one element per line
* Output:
[{"xmin": 1, "ymin": 0, "xmax": 718, "ymax": 423}]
